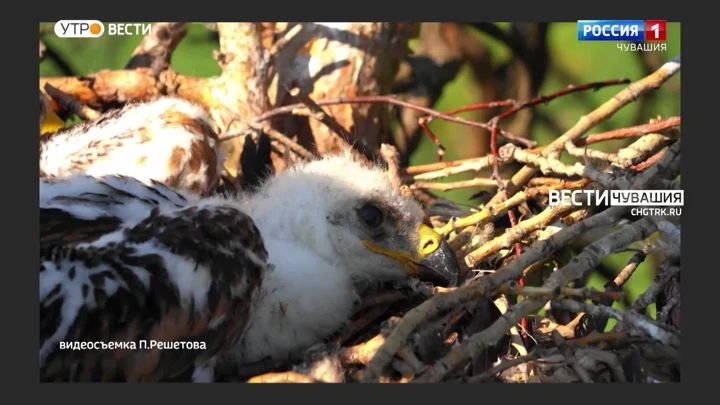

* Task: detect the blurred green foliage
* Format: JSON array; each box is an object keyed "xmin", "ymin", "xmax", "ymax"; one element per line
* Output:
[{"xmin": 40, "ymin": 22, "xmax": 680, "ymax": 324}]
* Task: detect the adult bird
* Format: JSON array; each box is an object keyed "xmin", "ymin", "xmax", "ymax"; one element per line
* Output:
[
  {"xmin": 39, "ymin": 96, "xmax": 223, "ymax": 195},
  {"xmin": 39, "ymin": 152, "xmax": 459, "ymax": 382}
]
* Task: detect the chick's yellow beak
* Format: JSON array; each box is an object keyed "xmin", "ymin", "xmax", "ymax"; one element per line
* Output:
[{"xmin": 363, "ymin": 224, "xmax": 459, "ymax": 287}]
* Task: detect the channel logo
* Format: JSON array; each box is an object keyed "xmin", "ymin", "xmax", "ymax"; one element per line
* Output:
[
  {"xmin": 54, "ymin": 20, "xmax": 105, "ymax": 38},
  {"xmin": 577, "ymin": 20, "xmax": 666, "ymax": 41}
]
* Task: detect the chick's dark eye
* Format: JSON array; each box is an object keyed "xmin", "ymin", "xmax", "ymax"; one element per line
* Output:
[{"xmin": 358, "ymin": 204, "xmax": 384, "ymax": 228}]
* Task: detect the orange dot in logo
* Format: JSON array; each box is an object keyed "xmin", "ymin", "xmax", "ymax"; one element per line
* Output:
[{"xmin": 89, "ymin": 23, "xmax": 101, "ymax": 35}]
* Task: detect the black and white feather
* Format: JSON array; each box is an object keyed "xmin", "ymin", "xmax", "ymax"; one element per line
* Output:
[{"xmin": 40, "ymin": 175, "xmax": 268, "ymax": 382}]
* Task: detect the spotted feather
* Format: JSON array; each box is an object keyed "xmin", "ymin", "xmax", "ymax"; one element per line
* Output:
[
  {"xmin": 39, "ymin": 174, "xmax": 268, "ymax": 382},
  {"xmin": 39, "ymin": 97, "xmax": 223, "ymax": 195}
]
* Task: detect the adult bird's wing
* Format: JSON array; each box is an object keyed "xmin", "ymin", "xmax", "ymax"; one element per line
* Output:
[{"xmin": 40, "ymin": 174, "xmax": 268, "ymax": 382}]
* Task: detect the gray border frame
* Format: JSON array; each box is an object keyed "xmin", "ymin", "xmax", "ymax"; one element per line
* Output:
[{"xmin": 22, "ymin": 2, "xmax": 701, "ymax": 397}]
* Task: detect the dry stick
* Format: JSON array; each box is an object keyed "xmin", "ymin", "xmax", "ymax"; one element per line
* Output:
[
  {"xmin": 464, "ymin": 203, "xmax": 585, "ymax": 268},
  {"xmin": 408, "ymin": 143, "xmax": 515, "ymax": 185},
  {"xmin": 631, "ymin": 149, "xmax": 666, "ymax": 172},
  {"xmin": 509, "ymin": 144, "xmax": 586, "ymax": 176},
  {"xmin": 405, "ymin": 156, "xmax": 497, "ymax": 175},
  {"xmin": 551, "ymin": 330, "xmax": 594, "ymax": 383},
  {"xmin": 413, "ymin": 146, "xmax": 617, "ymax": 191},
  {"xmin": 444, "ymin": 142, "xmax": 669, "ymax": 267},
  {"xmin": 418, "ymin": 99, "xmax": 518, "ymax": 160},
  {"xmin": 361, "ymin": 204, "xmax": 626, "ymax": 382},
  {"xmin": 562, "ymin": 251, "xmax": 648, "ymax": 334},
  {"xmin": 354, "ymin": 290, "xmax": 407, "ymax": 313},
  {"xmin": 493, "ymin": 295, "xmax": 529, "ymax": 366},
  {"xmin": 43, "ymin": 83, "xmax": 101, "ymax": 120},
  {"xmin": 330, "ymin": 304, "xmax": 392, "ymax": 346},
  {"xmin": 364, "ymin": 144, "xmax": 681, "ymax": 383},
  {"xmin": 413, "ymin": 216, "xmax": 659, "ymax": 383},
  {"xmin": 380, "ymin": 144, "xmax": 407, "ymax": 193},
  {"xmin": 440, "ymin": 132, "xmax": 676, "ymax": 238},
  {"xmin": 39, "ymin": 68, "xmax": 211, "ymax": 111},
  {"xmin": 587, "ymin": 140, "xmax": 680, "ymax": 191},
  {"xmin": 485, "ymin": 56, "xmax": 681, "ymax": 209},
  {"xmin": 575, "ymin": 347, "xmax": 627, "ymax": 382},
  {"xmin": 496, "ymin": 283, "xmax": 625, "ymax": 303},
  {"xmin": 576, "ymin": 116, "xmax": 681, "ymax": 146},
  {"xmin": 289, "ymin": 87, "xmax": 351, "ymax": 140},
  {"xmin": 619, "ymin": 129, "xmax": 675, "ymax": 165},
  {"xmin": 467, "ymin": 351, "xmax": 541, "ymax": 382},
  {"xmin": 286, "ymin": 86, "xmax": 376, "ymax": 161},
  {"xmin": 480, "ymin": 81, "xmax": 634, "ymax": 302},
  {"xmin": 218, "ymin": 95, "xmax": 525, "ymax": 143},
  {"xmin": 613, "ymin": 251, "xmax": 648, "ymax": 287},
  {"xmin": 413, "ymin": 178, "xmax": 506, "ymax": 191},
  {"xmin": 552, "ymin": 299, "xmax": 680, "ymax": 348},
  {"xmin": 566, "ymin": 331, "xmax": 626, "ymax": 347},
  {"xmin": 246, "ymin": 371, "xmax": 319, "ymax": 383},
  {"xmin": 438, "ymin": 179, "xmax": 591, "ymax": 236},
  {"xmin": 565, "ymin": 116, "xmax": 680, "ymax": 168},
  {"xmin": 630, "ymin": 261, "xmax": 681, "ymax": 313},
  {"xmin": 409, "ymin": 153, "xmax": 506, "ymax": 181},
  {"xmin": 419, "ymin": 79, "xmax": 630, "ymax": 162},
  {"xmin": 339, "ymin": 333, "xmax": 386, "ymax": 366},
  {"xmin": 565, "ymin": 140, "xmax": 631, "ymax": 167},
  {"xmin": 523, "ymin": 181, "xmax": 591, "ymax": 197},
  {"xmin": 410, "ymin": 145, "xmax": 681, "ymax": 383},
  {"xmin": 529, "ymin": 177, "xmax": 588, "ymax": 187},
  {"xmin": 249, "ymin": 123, "xmax": 315, "ymax": 161}
]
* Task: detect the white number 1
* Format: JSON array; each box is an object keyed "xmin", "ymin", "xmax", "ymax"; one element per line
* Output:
[{"xmin": 651, "ymin": 23, "xmax": 660, "ymax": 38}]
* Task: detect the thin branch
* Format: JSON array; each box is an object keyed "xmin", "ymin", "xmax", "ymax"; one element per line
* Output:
[
  {"xmin": 631, "ymin": 261, "xmax": 681, "ymax": 313},
  {"xmin": 464, "ymin": 202, "xmax": 584, "ymax": 268},
  {"xmin": 552, "ymin": 299, "xmax": 680, "ymax": 348},
  {"xmin": 466, "ymin": 351, "xmax": 540, "ymax": 382},
  {"xmin": 218, "ymin": 95, "xmax": 525, "ymax": 142},
  {"xmin": 576, "ymin": 116, "xmax": 680, "ymax": 146},
  {"xmin": 44, "ymin": 83, "xmax": 101, "ymax": 120},
  {"xmin": 380, "ymin": 144, "xmax": 406, "ymax": 192},
  {"xmin": 496, "ymin": 282, "xmax": 625, "ymax": 302},
  {"xmin": 485, "ymin": 56, "xmax": 681, "ymax": 208},
  {"xmin": 552, "ymin": 330, "xmax": 594, "ymax": 383},
  {"xmin": 613, "ymin": 251, "xmax": 648, "ymax": 287},
  {"xmin": 250, "ymin": 123, "xmax": 315, "ymax": 161},
  {"xmin": 412, "ymin": 177, "xmax": 507, "ymax": 191}
]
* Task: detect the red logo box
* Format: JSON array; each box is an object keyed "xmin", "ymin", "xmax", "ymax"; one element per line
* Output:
[{"xmin": 645, "ymin": 20, "xmax": 666, "ymax": 41}]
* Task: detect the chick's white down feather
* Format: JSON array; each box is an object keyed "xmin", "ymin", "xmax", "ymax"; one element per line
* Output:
[{"xmin": 225, "ymin": 152, "xmax": 429, "ymax": 364}]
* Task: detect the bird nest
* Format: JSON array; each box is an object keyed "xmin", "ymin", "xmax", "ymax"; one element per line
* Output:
[
  {"xmin": 40, "ymin": 23, "xmax": 681, "ymax": 383},
  {"xmin": 216, "ymin": 60, "xmax": 682, "ymax": 384}
]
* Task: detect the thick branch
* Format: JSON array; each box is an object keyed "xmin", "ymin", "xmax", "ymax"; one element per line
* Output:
[
  {"xmin": 275, "ymin": 23, "xmax": 414, "ymax": 157},
  {"xmin": 39, "ymin": 68, "xmax": 209, "ymax": 112},
  {"xmin": 125, "ymin": 23, "xmax": 188, "ymax": 71}
]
